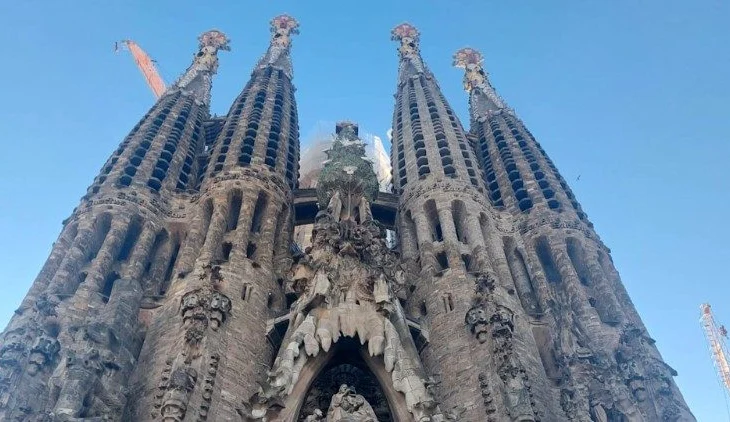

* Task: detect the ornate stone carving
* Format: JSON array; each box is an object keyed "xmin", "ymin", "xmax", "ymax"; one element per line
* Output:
[
  {"xmin": 239, "ymin": 123, "xmax": 445, "ymax": 422},
  {"xmin": 181, "ymin": 287, "xmax": 231, "ymax": 349},
  {"xmin": 466, "ymin": 273, "xmax": 536, "ymax": 421},
  {"xmin": 27, "ymin": 333, "xmax": 60, "ymax": 376},
  {"xmin": 303, "ymin": 408, "xmax": 324, "ymax": 421},
  {"xmin": 614, "ymin": 324, "xmax": 692, "ymax": 420},
  {"xmin": 391, "ymin": 23, "xmax": 425, "ymax": 78},
  {"xmin": 326, "ymin": 384, "xmax": 378, "ymax": 422},
  {"xmin": 465, "ymin": 307, "xmax": 490, "ymax": 343},
  {"xmin": 0, "ymin": 328, "xmax": 27, "ymax": 369},
  {"xmin": 478, "ymin": 373, "xmax": 498, "ymax": 422},
  {"xmin": 316, "ymin": 122, "xmax": 379, "ymax": 216},
  {"xmin": 255, "ymin": 14, "xmax": 299, "ymax": 79},
  {"xmin": 453, "ymin": 47, "xmax": 508, "ymax": 116},
  {"xmin": 48, "ymin": 323, "xmax": 125, "ymax": 419},
  {"xmin": 197, "ymin": 353, "xmax": 220, "ymax": 421},
  {"xmin": 168, "ymin": 29, "xmax": 230, "ymax": 106},
  {"xmin": 161, "ymin": 364, "xmax": 198, "ymax": 422}
]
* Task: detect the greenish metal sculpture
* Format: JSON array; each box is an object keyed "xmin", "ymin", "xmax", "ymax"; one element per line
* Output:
[{"xmin": 316, "ymin": 122, "xmax": 379, "ymax": 223}]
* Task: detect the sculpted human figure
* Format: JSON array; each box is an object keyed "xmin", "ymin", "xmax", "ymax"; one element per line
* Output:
[
  {"xmin": 326, "ymin": 384, "xmax": 378, "ymax": 422},
  {"xmin": 304, "ymin": 408, "xmax": 324, "ymax": 421},
  {"xmin": 466, "ymin": 306, "xmax": 490, "ymax": 343},
  {"xmin": 327, "ymin": 191, "xmax": 343, "ymax": 223},
  {"xmin": 504, "ymin": 373, "xmax": 534, "ymax": 421}
]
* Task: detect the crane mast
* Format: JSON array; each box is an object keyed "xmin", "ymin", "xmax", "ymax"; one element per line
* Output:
[
  {"xmin": 700, "ymin": 303, "xmax": 730, "ymax": 397},
  {"xmin": 115, "ymin": 40, "xmax": 166, "ymax": 98}
]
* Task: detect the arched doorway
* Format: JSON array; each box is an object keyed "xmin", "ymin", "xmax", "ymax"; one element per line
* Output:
[{"xmin": 297, "ymin": 338, "xmax": 393, "ymax": 420}]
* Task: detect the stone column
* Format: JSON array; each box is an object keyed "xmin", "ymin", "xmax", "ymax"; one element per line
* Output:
[
  {"xmin": 437, "ymin": 206, "xmax": 463, "ymax": 271},
  {"xmin": 122, "ymin": 222, "xmax": 158, "ymax": 281},
  {"xmin": 176, "ymin": 200, "xmax": 213, "ymax": 276},
  {"xmin": 17, "ymin": 223, "xmax": 79, "ymax": 311},
  {"xmin": 47, "ymin": 221, "xmax": 96, "ymax": 296},
  {"xmin": 231, "ymin": 196, "xmax": 256, "ymax": 262},
  {"xmin": 548, "ymin": 238, "xmax": 602, "ymax": 350},
  {"xmin": 504, "ymin": 246, "xmax": 541, "ymax": 316},
  {"xmin": 413, "ymin": 213, "xmax": 437, "ymax": 276},
  {"xmin": 465, "ymin": 212, "xmax": 494, "ymax": 274},
  {"xmin": 522, "ymin": 246, "xmax": 556, "ymax": 317},
  {"xmin": 397, "ymin": 212, "xmax": 418, "ymax": 261},
  {"xmin": 583, "ymin": 247, "xmax": 624, "ymax": 324},
  {"xmin": 77, "ymin": 216, "xmax": 131, "ymax": 302},
  {"xmin": 200, "ymin": 197, "xmax": 230, "ymax": 262}
]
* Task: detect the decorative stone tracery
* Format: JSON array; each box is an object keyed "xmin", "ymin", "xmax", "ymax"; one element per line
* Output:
[{"xmin": 466, "ymin": 273, "xmax": 537, "ymax": 421}]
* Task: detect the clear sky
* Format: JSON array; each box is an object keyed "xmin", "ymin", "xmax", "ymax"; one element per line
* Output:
[{"xmin": 1, "ymin": 0, "xmax": 728, "ymax": 419}]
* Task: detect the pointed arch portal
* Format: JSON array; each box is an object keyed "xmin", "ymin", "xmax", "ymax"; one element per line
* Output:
[{"xmin": 277, "ymin": 337, "xmax": 412, "ymax": 421}]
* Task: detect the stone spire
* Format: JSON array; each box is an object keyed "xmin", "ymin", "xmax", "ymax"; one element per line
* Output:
[
  {"xmin": 388, "ymin": 25, "xmax": 484, "ymax": 193},
  {"xmin": 453, "ymin": 47, "xmax": 508, "ymax": 121},
  {"xmin": 391, "ymin": 23, "xmax": 427, "ymax": 84},
  {"xmin": 166, "ymin": 29, "xmax": 230, "ymax": 106},
  {"xmin": 256, "ymin": 14, "xmax": 299, "ymax": 79}
]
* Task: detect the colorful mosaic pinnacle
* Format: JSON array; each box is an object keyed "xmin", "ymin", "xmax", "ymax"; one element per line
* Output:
[
  {"xmin": 198, "ymin": 29, "xmax": 231, "ymax": 52},
  {"xmin": 270, "ymin": 14, "xmax": 299, "ymax": 46}
]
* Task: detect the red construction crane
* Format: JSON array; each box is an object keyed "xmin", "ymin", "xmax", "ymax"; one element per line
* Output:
[
  {"xmin": 115, "ymin": 40, "xmax": 166, "ymax": 98},
  {"xmin": 700, "ymin": 303, "xmax": 730, "ymax": 398}
]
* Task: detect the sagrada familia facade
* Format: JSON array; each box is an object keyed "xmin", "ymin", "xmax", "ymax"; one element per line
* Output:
[{"xmin": 0, "ymin": 15, "xmax": 694, "ymax": 422}]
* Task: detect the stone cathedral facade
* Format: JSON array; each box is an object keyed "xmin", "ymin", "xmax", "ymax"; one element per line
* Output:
[{"xmin": 0, "ymin": 15, "xmax": 694, "ymax": 422}]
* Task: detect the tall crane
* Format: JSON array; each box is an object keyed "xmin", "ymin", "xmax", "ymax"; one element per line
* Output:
[
  {"xmin": 700, "ymin": 303, "xmax": 730, "ymax": 398},
  {"xmin": 115, "ymin": 40, "xmax": 166, "ymax": 98}
]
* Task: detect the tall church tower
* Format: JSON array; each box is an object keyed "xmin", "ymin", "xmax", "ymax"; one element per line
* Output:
[
  {"xmin": 0, "ymin": 29, "xmax": 231, "ymax": 420},
  {"xmin": 450, "ymin": 47, "xmax": 696, "ymax": 420},
  {"xmin": 0, "ymin": 15, "xmax": 695, "ymax": 422},
  {"xmin": 125, "ymin": 15, "xmax": 301, "ymax": 421}
]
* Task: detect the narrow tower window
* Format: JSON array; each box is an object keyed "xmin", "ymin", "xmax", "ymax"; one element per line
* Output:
[
  {"xmin": 535, "ymin": 236, "xmax": 561, "ymax": 284},
  {"xmin": 227, "ymin": 190, "xmax": 243, "ymax": 232},
  {"xmin": 423, "ymin": 200, "xmax": 443, "ymax": 242}
]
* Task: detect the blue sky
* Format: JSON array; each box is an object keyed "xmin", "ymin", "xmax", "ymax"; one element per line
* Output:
[{"xmin": 1, "ymin": 0, "xmax": 728, "ymax": 419}]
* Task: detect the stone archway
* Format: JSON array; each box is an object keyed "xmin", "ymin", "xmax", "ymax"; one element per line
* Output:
[
  {"xmin": 298, "ymin": 338, "xmax": 393, "ymax": 421},
  {"xmin": 275, "ymin": 337, "xmax": 413, "ymax": 422}
]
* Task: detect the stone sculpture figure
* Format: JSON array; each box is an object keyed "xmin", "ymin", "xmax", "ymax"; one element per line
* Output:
[
  {"xmin": 326, "ymin": 384, "xmax": 378, "ymax": 422},
  {"xmin": 465, "ymin": 306, "xmax": 490, "ymax": 343},
  {"xmin": 304, "ymin": 408, "xmax": 324, "ymax": 421},
  {"xmin": 160, "ymin": 366, "xmax": 198, "ymax": 422}
]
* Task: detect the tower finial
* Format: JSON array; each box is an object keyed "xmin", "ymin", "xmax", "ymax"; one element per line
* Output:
[
  {"xmin": 391, "ymin": 23, "xmax": 420, "ymax": 58},
  {"xmin": 256, "ymin": 14, "xmax": 299, "ymax": 79},
  {"xmin": 270, "ymin": 14, "xmax": 300, "ymax": 48},
  {"xmin": 167, "ymin": 29, "xmax": 230, "ymax": 106},
  {"xmin": 453, "ymin": 47, "xmax": 507, "ymax": 116},
  {"xmin": 391, "ymin": 23, "xmax": 426, "ymax": 81}
]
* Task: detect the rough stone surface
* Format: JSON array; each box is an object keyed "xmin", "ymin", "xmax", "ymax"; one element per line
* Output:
[{"xmin": 0, "ymin": 17, "xmax": 694, "ymax": 422}]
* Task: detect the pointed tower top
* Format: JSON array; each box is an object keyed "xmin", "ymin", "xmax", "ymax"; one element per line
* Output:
[
  {"xmin": 391, "ymin": 23, "xmax": 420, "ymax": 49},
  {"xmin": 453, "ymin": 47, "xmax": 508, "ymax": 118},
  {"xmin": 270, "ymin": 14, "xmax": 300, "ymax": 46},
  {"xmin": 256, "ymin": 14, "xmax": 299, "ymax": 78},
  {"xmin": 167, "ymin": 29, "xmax": 230, "ymax": 106},
  {"xmin": 391, "ymin": 23, "xmax": 426, "ymax": 83}
]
